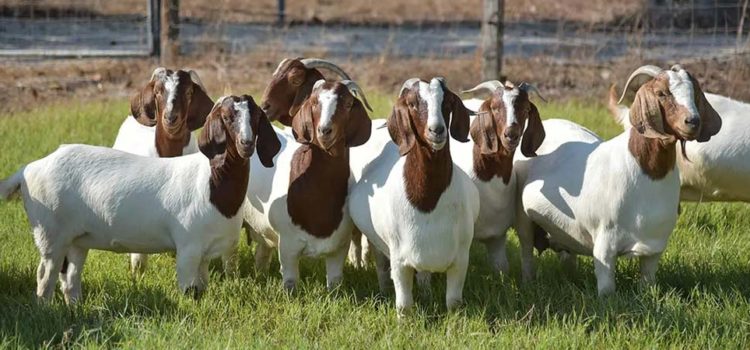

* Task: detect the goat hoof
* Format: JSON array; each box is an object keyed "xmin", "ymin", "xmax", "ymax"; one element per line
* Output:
[
  {"xmin": 184, "ymin": 286, "xmax": 204, "ymax": 300},
  {"xmin": 282, "ymin": 280, "xmax": 297, "ymax": 293}
]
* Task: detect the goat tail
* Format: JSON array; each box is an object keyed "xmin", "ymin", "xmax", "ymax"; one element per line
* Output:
[{"xmin": 0, "ymin": 166, "xmax": 25, "ymax": 201}]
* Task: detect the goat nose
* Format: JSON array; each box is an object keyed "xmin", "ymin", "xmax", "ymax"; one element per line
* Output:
[
  {"xmin": 685, "ymin": 116, "xmax": 700, "ymax": 128},
  {"xmin": 318, "ymin": 126, "xmax": 332, "ymax": 136},
  {"xmin": 240, "ymin": 138, "xmax": 251, "ymax": 145},
  {"xmin": 429, "ymin": 125, "xmax": 445, "ymax": 135}
]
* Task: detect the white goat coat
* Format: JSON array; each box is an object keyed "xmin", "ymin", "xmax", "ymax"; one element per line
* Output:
[
  {"xmin": 348, "ymin": 142, "xmax": 480, "ymax": 272},
  {"xmin": 112, "ymin": 116, "xmax": 197, "ymax": 156},
  {"xmin": 516, "ymin": 119, "xmax": 680, "ymax": 258},
  {"xmin": 613, "ymin": 93, "xmax": 750, "ymax": 201},
  {"xmin": 8, "ymin": 145, "xmax": 240, "ymax": 258}
]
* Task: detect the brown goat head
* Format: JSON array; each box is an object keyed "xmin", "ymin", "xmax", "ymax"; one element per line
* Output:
[
  {"xmin": 292, "ymin": 80, "xmax": 372, "ymax": 157},
  {"xmin": 387, "ymin": 77, "xmax": 471, "ymax": 156},
  {"xmin": 130, "ymin": 68, "xmax": 214, "ymax": 133}
]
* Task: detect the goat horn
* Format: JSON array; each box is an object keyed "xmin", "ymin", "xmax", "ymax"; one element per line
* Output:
[
  {"xmin": 518, "ymin": 82, "xmax": 547, "ymax": 103},
  {"xmin": 671, "ymin": 64, "xmax": 684, "ymax": 72},
  {"xmin": 461, "ymin": 80, "xmax": 503, "ymax": 96},
  {"xmin": 300, "ymin": 58, "xmax": 352, "ymax": 81},
  {"xmin": 341, "ymin": 80, "xmax": 373, "ymax": 112},
  {"xmin": 617, "ymin": 65, "xmax": 664, "ymax": 106},
  {"xmin": 399, "ymin": 78, "xmax": 421, "ymax": 97}
]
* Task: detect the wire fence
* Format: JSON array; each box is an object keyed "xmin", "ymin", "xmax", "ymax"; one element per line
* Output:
[{"xmin": 1, "ymin": 0, "xmax": 748, "ymax": 64}]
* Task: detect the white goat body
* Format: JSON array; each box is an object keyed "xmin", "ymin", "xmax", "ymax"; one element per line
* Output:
[{"xmin": 515, "ymin": 119, "xmax": 679, "ymax": 295}]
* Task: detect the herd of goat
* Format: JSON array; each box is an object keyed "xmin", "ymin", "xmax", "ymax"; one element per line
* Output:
[{"xmin": 1, "ymin": 57, "xmax": 748, "ymax": 317}]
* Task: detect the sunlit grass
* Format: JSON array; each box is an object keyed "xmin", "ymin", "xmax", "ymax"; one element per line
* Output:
[{"xmin": 0, "ymin": 93, "xmax": 748, "ymax": 348}]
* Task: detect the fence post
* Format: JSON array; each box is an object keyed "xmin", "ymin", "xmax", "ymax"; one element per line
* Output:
[
  {"xmin": 277, "ymin": 0, "xmax": 286, "ymax": 25},
  {"xmin": 160, "ymin": 0, "xmax": 180, "ymax": 64},
  {"xmin": 481, "ymin": 0, "xmax": 504, "ymax": 80},
  {"xmin": 149, "ymin": 0, "xmax": 161, "ymax": 57}
]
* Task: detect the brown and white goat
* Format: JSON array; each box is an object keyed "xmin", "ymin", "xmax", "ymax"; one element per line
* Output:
[
  {"xmin": 449, "ymin": 80, "xmax": 545, "ymax": 275},
  {"xmin": 113, "ymin": 67, "xmax": 216, "ymax": 275},
  {"xmin": 243, "ymin": 80, "xmax": 372, "ymax": 291},
  {"xmin": 348, "ymin": 77, "xmax": 480, "ymax": 316},
  {"xmin": 251, "ymin": 57, "xmax": 385, "ymax": 269}
]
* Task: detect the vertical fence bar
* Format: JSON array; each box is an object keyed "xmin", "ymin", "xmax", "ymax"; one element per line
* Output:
[
  {"xmin": 481, "ymin": 0, "xmax": 504, "ymax": 80},
  {"xmin": 161, "ymin": 0, "xmax": 180, "ymax": 64},
  {"xmin": 150, "ymin": 0, "xmax": 161, "ymax": 57},
  {"xmin": 278, "ymin": 0, "xmax": 286, "ymax": 25}
]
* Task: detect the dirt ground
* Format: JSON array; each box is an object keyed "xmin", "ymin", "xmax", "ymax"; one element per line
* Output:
[
  {"xmin": 5, "ymin": 0, "xmax": 642, "ymax": 24},
  {"xmin": 1, "ymin": 52, "xmax": 748, "ymax": 116}
]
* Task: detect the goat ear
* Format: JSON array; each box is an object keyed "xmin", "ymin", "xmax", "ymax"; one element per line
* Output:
[
  {"xmin": 187, "ymin": 82, "xmax": 214, "ymax": 131},
  {"xmin": 689, "ymin": 74, "xmax": 722, "ymax": 142},
  {"xmin": 445, "ymin": 89, "xmax": 471, "ymax": 142},
  {"xmin": 130, "ymin": 81, "xmax": 157, "ymax": 127},
  {"xmin": 630, "ymin": 88, "xmax": 668, "ymax": 139},
  {"xmin": 469, "ymin": 101, "xmax": 499, "ymax": 155},
  {"xmin": 288, "ymin": 75, "xmax": 316, "ymax": 124},
  {"xmin": 198, "ymin": 101, "xmax": 227, "ymax": 167},
  {"xmin": 387, "ymin": 100, "xmax": 416, "ymax": 156},
  {"xmin": 255, "ymin": 104, "xmax": 282, "ymax": 168},
  {"xmin": 346, "ymin": 98, "xmax": 372, "ymax": 147},
  {"xmin": 292, "ymin": 101, "xmax": 315, "ymax": 144},
  {"xmin": 521, "ymin": 102, "xmax": 546, "ymax": 157}
]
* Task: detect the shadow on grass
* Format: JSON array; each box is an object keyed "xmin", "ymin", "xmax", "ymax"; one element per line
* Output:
[{"xmin": 0, "ymin": 266, "xmax": 180, "ymax": 348}]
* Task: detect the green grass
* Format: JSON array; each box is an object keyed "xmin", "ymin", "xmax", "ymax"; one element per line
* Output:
[{"xmin": 1, "ymin": 95, "xmax": 749, "ymax": 348}]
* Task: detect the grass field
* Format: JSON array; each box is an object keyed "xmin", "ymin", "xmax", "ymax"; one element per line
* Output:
[{"xmin": 1, "ymin": 93, "xmax": 749, "ymax": 348}]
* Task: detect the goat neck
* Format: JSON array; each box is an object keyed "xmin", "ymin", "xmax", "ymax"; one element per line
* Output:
[
  {"xmin": 208, "ymin": 136, "xmax": 250, "ymax": 218},
  {"xmin": 404, "ymin": 140, "xmax": 453, "ymax": 213},
  {"xmin": 473, "ymin": 143, "xmax": 513, "ymax": 184},
  {"xmin": 628, "ymin": 128, "xmax": 677, "ymax": 180},
  {"xmin": 287, "ymin": 140, "xmax": 350, "ymax": 238},
  {"xmin": 155, "ymin": 121, "xmax": 191, "ymax": 157}
]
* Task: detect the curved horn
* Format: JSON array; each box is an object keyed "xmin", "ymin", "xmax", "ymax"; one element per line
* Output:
[
  {"xmin": 150, "ymin": 67, "xmax": 168, "ymax": 82},
  {"xmin": 312, "ymin": 79, "xmax": 326, "ymax": 92},
  {"xmin": 399, "ymin": 78, "xmax": 421, "ymax": 97},
  {"xmin": 461, "ymin": 80, "xmax": 503, "ymax": 96},
  {"xmin": 617, "ymin": 65, "xmax": 664, "ymax": 106},
  {"xmin": 300, "ymin": 58, "xmax": 352, "ymax": 81},
  {"xmin": 341, "ymin": 80, "xmax": 373, "ymax": 112},
  {"xmin": 518, "ymin": 82, "xmax": 548, "ymax": 103}
]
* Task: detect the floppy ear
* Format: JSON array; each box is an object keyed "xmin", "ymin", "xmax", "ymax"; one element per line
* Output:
[
  {"xmin": 469, "ymin": 101, "xmax": 499, "ymax": 155},
  {"xmin": 521, "ymin": 102, "xmax": 546, "ymax": 157},
  {"xmin": 291, "ymin": 101, "xmax": 315, "ymax": 144},
  {"xmin": 387, "ymin": 100, "xmax": 416, "ymax": 156},
  {"xmin": 346, "ymin": 98, "xmax": 372, "ymax": 147},
  {"xmin": 130, "ymin": 81, "xmax": 157, "ymax": 127},
  {"xmin": 254, "ymin": 104, "xmax": 282, "ymax": 168},
  {"xmin": 444, "ymin": 89, "xmax": 471, "ymax": 142},
  {"xmin": 689, "ymin": 74, "xmax": 722, "ymax": 142},
  {"xmin": 187, "ymin": 82, "xmax": 214, "ymax": 131},
  {"xmin": 198, "ymin": 101, "xmax": 227, "ymax": 167},
  {"xmin": 629, "ymin": 88, "xmax": 668, "ymax": 139},
  {"xmin": 288, "ymin": 74, "xmax": 316, "ymax": 122}
]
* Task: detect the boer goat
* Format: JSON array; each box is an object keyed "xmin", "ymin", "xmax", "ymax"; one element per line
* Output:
[
  {"xmin": 254, "ymin": 57, "xmax": 390, "ymax": 269},
  {"xmin": 0, "ymin": 95, "xmax": 281, "ymax": 304},
  {"xmin": 514, "ymin": 65, "xmax": 721, "ymax": 296},
  {"xmin": 348, "ymin": 77, "xmax": 479, "ymax": 317},
  {"xmin": 243, "ymin": 80, "xmax": 372, "ymax": 291},
  {"xmin": 113, "ymin": 67, "xmax": 215, "ymax": 274},
  {"xmin": 451, "ymin": 80, "xmax": 545, "ymax": 275}
]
